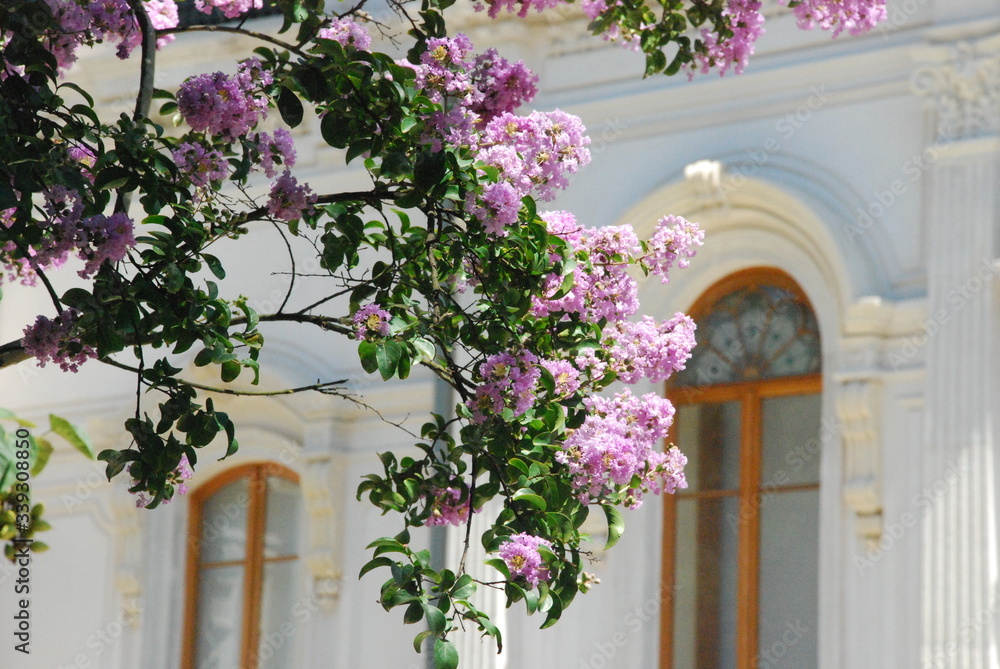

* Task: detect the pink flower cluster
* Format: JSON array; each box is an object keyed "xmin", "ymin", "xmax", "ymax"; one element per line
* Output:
[
  {"xmin": 194, "ymin": 0, "xmax": 262, "ymax": 19},
  {"xmin": 352, "ymin": 303, "xmax": 391, "ymax": 340},
  {"xmin": 532, "ymin": 211, "xmax": 702, "ymax": 325},
  {"xmin": 425, "ymin": 486, "xmax": 480, "ymax": 526},
  {"xmin": 468, "ymin": 49, "xmax": 538, "ymax": 123},
  {"xmin": 786, "ymin": 0, "xmax": 887, "ymax": 37},
  {"xmin": 467, "ymin": 111, "xmax": 590, "ymax": 236},
  {"xmin": 540, "ymin": 358, "xmax": 582, "ymax": 398},
  {"xmin": 78, "ymin": 212, "xmax": 136, "ymax": 277},
  {"xmin": 2, "ymin": 185, "xmax": 136, "ymax": 284},
  {"xmin": 252, "ymin": 129, "xmax": 297, "ymax": 179},
  {"xmin": 603, "ymin": 314, "xmax": 696, "ymax": 384},
  {"xmin": 411, "ymin": 35, "xmax": 539, "ymax": 152},
  {"xmin": 531, "ymin": 212, "xmax": 639, "ymax": 323},
  {"xmin": 37, "ymin": 0, "xmax": 178, "ymax": 72},
  {"xmin": 498, "ymin": 533, "xmax": 551, "ymax": 587},
  {"xmin": 467, "ymin": 351, "xmax": 541, "ymax": 423},
  {"xmin": 318, "ymin": 17, "xmax": 371, "ymax": 50},
  {"xmin": 266, "ymin": 170, "xmax": 316, "ymax": 221},
  {"xmin": 177, "ymin": 59, "xmax": 272, "ymax": 140},
  {"xmin": 688, "ymin": 0, "xmax": 765, "ymax": 77},
  {"xmin": 22, "ymin": 309, "xmax": 97, "ymax": 372},
  {"xmin": 172, "ymin": 142, "xmax": 229, "ymax": 187},
  {"xmin": 555, "ymin": 389, "xmax": 686, "ymax": 508},
  {"xmin": 476, "ymin": 0, "xmax": 568, "ymax": 19},
  {"xmin": 643, "ymin": 215, "xmax": 705, "ymax": 282}
]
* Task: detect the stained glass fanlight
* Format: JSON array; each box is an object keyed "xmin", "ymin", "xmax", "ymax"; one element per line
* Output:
[{"xmin": 675, "ymin": 274, "xmax": 821, "ymax": 387}]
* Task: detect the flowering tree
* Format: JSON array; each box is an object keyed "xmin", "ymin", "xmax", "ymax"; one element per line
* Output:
[{"xmin": 0, "ymin": 0, "xmax": 884, "ymax": 665}]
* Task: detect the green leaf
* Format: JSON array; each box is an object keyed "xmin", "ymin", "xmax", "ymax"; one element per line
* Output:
[
  {"xmin": 512, "ymin": 488, "xmax": 546, "ymax": 511},
  {"xmin": 602, "ymin": 504, "xmax": 625, "ymax": 550},
  {"xmin": 276, "ymin": 87, "xmax": 304, "ymax": 127},
  {"xmin": 48, "ymin": 415, "xmax": 94, "ymax": 459},
  {"xmin": 220, "ymin": 360, "xmax": 241, "ymax": 383},
  {"xmin": 375, "ymin": 341, "xmax": 402, "ymax": 381},
  {"xmin": 413, "ymin": 629, "xmax": 434, "ymax": 653},
  {"xmin": 433, "ymin": 638, "xmax": 459, "ymax": 669},
  {"xmin": 423, "ymin": 603, "xmax": 446, "ymax": 633},
  {"xmin": 32, "ymin": 438, "xmax": 53, "ymax": 476},
  {"xmin": 359, "ymin": 556, "xmax": 395, "ymax": 580},
  {"xmin": 403, "ymin": 601, "xmax": 424, "ymax": 624},
  {"xmin": 358, "ymin": 340, "xmax": 379, "ymax": 374},
  {"xmin": 412, "ymin": 337, "xmax": 436, "ymax": 363}
]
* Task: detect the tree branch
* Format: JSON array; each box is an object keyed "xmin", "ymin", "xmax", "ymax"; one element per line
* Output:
[{"xmin": 158, "ymin": 24, "xmax": 307, "ymax": 57}]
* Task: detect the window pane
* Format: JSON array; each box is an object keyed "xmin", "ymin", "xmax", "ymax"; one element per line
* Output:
[
  {"xmin": 672, "ymin": 496, "xmax": 739, "ymax": 669},
  {"xmin": 676, "ymin": 402, "xmax": 741, "ymax": 492},
  {"xmin": 758, "ymin": 490, "xmax": 819, "ymax": 669},
  {"xmin": 761, "ymin": 394, "xmax": 821, "ymax": 487},
  {"xmin": 195, "ymin": 565, "xmax": 245, "ymax": 669},
  {"xmin": 676, "ymin": 283, "xmax": 820, "ymax": 387},
  {"xmin": 200, "ymin": 478, "xmax": 250, "ymax": 563},
  {"xmin": 256, "ymin": 561, "xmax": 301, "ymax": 669},
  {"xmin": 264, "ymin": 476, "xmax": 301, "ymax": 559}
]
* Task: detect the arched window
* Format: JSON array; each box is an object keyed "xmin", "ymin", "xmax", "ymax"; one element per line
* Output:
[
  {"xmin": 182, "ymin": 462, "xmax": 302, "ymax": 669},
  {"xmin": 661, "ymin": 268, "xmax": 822, "ymax": 669}
]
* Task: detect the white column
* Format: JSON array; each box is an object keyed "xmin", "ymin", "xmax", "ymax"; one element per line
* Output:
[
  {"xmin": 445, "ymin": 507, "xmax": 508, "ymax": 669},
  {"xmin": 912, "ymin": 41, "xmax": 1000, "ymax": 669}
]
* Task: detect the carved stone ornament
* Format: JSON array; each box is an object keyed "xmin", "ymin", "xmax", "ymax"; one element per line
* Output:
[
  {"xmin": 837, "ymin": 379, "xmax": 883, "ymax": 543},
  {"xmin": 911, "ymin": 42, "xmax": 1000, "ymax": 142},
  {"xmin": 683, "ymin": 159, "xmax": 727, "ymax": 209}
]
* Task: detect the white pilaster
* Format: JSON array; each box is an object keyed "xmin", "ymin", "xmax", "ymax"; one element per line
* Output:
[{"xmin": 913, "ymin": 39, "xmax": 1000, "ymax": 669}]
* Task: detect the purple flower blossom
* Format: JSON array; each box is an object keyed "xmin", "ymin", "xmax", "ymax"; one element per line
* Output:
[
  {"xmin": 687, "ymin": 0, "xmax": 765, "ymax": 77},
  {"xmin": 541, "ymin": 358, "xmax": 582, "ymax": 398},
  {"xmin": 531, "ymin": 214, "xmax": 643, "ymax": 324},
  {"xmin": 22, "ymin": 309, "xmax": 96, "ymax": 373},
  {"xmin": 266, "ymin": 170, "xmax": 316, "ymax": 221},
  {"xmin": 603, "ymin": 313, "xmax": 696, "ymax": 384},
  {"xmin": 173, "ymin": 142, "xmax": 229, "ymax": 187},
  {"xmin": 78, "ymin": 212, "xmax": 135, "ymax": 277},
  {"xmin": 645, "ymin": 215, "xmax": 703, "ymax": 282},
  {"xmin": 318, "ymin": 17, "xmax": 371, "ymax": 50},
  {"xmin": 498, "ymin": 533, "xmax": 552, "ymax": 587},
  {"xmin": 469, "ymin": 49, "xmax": 538, "ymax": 122},
  {"xmin": 555, "ymin": 389, "xmax": 686, "ymax": 508},
  {"xmin": 466, "ymin": 351, "xmax": 541, "ymax": 423},
  {"xmin": 251, "ymin": 129, "xmax": 297, "ymax": 179},
  {"xmin": 425, "ymin": 486, "xmax": 480, "ymax": 526},
  {"xmin": 476, "ymin": 0, "xmax": 569, "ymax": 19},
  {"xmin": 786, "ymin": 0, "xmax": 886, "ymax": 37},
  {"xmin": 177, "ymin": 59, "xmax": 272, "ymax": 139},
  {"xmin": 194, "ymin": 0, "xmax": 263, "ymax": 19},
  {"xmin": 352, "ymin": 303, "xmax": 391, "ymax": 340}
]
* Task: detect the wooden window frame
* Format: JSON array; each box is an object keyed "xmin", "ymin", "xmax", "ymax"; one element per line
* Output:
[
  {"xmin": 181, "ymin": 462, "xmax": 300, "ymax": 669},
  {"xmin": 659, "ymin": 268, "xmax": 822, "ymax": 669}
]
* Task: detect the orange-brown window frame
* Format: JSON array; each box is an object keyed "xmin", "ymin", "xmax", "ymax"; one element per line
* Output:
[
  {"xmin": 181, "ymin": 462, "xmax": 300, "ymax": 669},
  {"xmin": 659, "ymin": 267, "xmax": 822, "ymax": 669}
]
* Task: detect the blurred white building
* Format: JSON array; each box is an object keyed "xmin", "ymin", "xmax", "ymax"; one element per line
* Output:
[{"xmin": 2, "ymin": 1, "xmax": 1000, "ymax": 667}]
